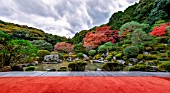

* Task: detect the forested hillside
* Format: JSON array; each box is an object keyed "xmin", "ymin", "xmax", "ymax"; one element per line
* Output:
[
  {"xmin": 0, "ymin": 20, "xmax": 67, "ymax": 45},
  {"xmin": 72, "ymin": 0, "xmax": 170, "ymax": 43}
]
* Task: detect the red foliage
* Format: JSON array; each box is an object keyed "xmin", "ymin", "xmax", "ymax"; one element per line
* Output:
[
  {"xmin": 96, "ymin": 26, "xmax": 119, "ymax": 44},
  {"xmin": 150, "ymin": 23, "xmax": 169, "ymax": 36},
  {"xmin": 83, "ymin": 32, "xmax": 107, "ymax": 48},
  {"xmin": 54, "ymin": 42, "xmax": 73, "ymax": 53},
  {"xmin": 84, "ymin": 26, "xmax": 119, "ymax": 48},
  {"xmin": 1, "ymin": 77, "xmax": 170, "ymax": 93}
]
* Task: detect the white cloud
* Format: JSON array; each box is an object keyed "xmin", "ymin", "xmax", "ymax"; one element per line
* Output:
[{"xmin": 0, "ymin": 0, "xmax": 139, "ymax": 38}]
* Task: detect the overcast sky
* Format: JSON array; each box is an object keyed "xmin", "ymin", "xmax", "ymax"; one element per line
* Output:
[{"xmin": 0, "ymin": 0, "xmax": 139, "ymax": 38}]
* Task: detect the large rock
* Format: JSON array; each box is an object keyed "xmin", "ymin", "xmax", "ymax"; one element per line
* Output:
[
  {"xmin": 44, "ymin": 54, "xmax": 59, "ymax": 62},
  {"xmin": 129, "ymin": 58, "xmax": 138, "ymax": 63},
  {"xmin": 117, "ymin": 60, "xmax": 125, "ymax": 64}
]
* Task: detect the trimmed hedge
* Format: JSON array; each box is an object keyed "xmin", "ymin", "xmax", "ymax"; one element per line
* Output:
[
  {"xmin": 115, "ymin": 53, "xmax": 122, "ymax": 60},
  {"xmin": 101, "ymin": 62, "xmax": 124, "ymax": 71},
  {"xmin": 145, "ymin": 47, "xmax": 152, "ymax": 51},
  {"xmin": 105, "ymin": 55, "xmax": 113, "ymax": 61},
  {"xmin": 150, "ymin": 51, "xmax": 158, "ymax": 54},
  {"xmin": 68, "ymin": 62, "xmax": 87, "ymax": 71},
  {"xmin": 167, "ymin": 51, "xmax": 170, "ymax": 57},
  {"xmin": 137, "ymin": 54, "xmax": 143, "ymax": 60},
  {"xmin": 25, "ymin": 66, "xmax": 35, "ymax": 71},
  {"xmin": 158, "ymin": 58, "xmax": 169, "ymax": 61},
  {"xmin": 158, "ymin": 62, "xmax": 170, "ymax": 72},
  {"xmin": 147, "ymin": 60, "xmax": 160, "ymax": 66},
  {"xmin": 157, "ymin": 44, "xmax": 166, "ymax": 50},
  {"xmin": 128, "ymin": 65, "xmax": 151, "ymax": 71},
  {"xmin": 160, "ymin": 50, "xmax": 166, "ymax": 53},
  {"xmin": 144, "ymin": 55, "xmax": 157, "ymax": 60},
  {"xmin": 48, "ymin": 69, "xmax": 56, "ymax": 71},
  {"xmin": 58, "ymin": 66, "xmax": 67, "ymax": 71}
]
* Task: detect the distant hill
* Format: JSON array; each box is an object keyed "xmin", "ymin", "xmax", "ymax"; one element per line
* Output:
[{"xmin": 0, "ymin": 20, "xmax": 67, "ymax": 45}]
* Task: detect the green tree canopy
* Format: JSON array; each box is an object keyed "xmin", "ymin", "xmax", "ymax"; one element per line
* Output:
[
  {"xmin": 37, "ymin": 50, "xmax": 50, "ymax": 61},
  {"xmin": 73, "ymin": 43, "xmax": 86, "ymax": 53},
  {"xmin": 123, "ymin": 46, "xmax": 139, "ymax": 58},
  {"xmin": 120, "ymin": 21, "xmax": 149, "ymax": 37},
  {"xmin": 88, "ymin": 50, "xmax": 96, "ymax": 57},
  {"xmin": 0, "ymin": 39, "xmax": 37, "ymax": 66},
  {"xmin": 30, "ymin": 40, "xmax": 53, "ymax": 51}
]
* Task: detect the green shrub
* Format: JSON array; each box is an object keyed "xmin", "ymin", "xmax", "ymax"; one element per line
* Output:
[
  {"xmin": 158, "ymin": 58, "xmax": 169, "ymax": 61},
  {"xmin": 166, "ymin": 26, "xmax": 170, "ymax": 34},
  {"xmin": 160, "ymin": 53, "xmax": 167, "ymax": 57},
  {"xmin": 30, "ymin": 40, "xmax": 53, "ymax": 51},
  {"xmin": 123, "ymin": 40, "xmax": 132, "ymax": 44},
  {"xmin": 122, "ymin": 44, "xmax": 130, "ymax": 48},
  {"xmin": 135, "ymin": 45, "xmax": 144, "ymax": 53},
  {"xmin": 145, "ymin": 47, "xmax": 152, "ymax": 51},
  {"xmin": 122, "ymin": 56, "xmax": 127, "ymax": 60},
  {"xmin": 98, "ymin": 45, "xmax": 107, "ymax": 53},
  {"xmin": 116, "ymin": 47, "xmax": 122, "ymax": 51},
  {"xmin": 112, "ymin": 46, "xmax": 116, "ymax": 51},
  {"xmin": 157, "ymin": 44, "xmax": 166, "ymax": 50},
  {"xmin": 25, "ymin": 66, "xmax": 35, "ymax": 71},
  {"xmin": 94, "ymin": 53, "xmax": 102, "ymax": 60},
  {"xmin": 137, "ymin": 54, "xmax": 143, "ymax": 60},
  {"xmin": 144, "ymin": 55, "xmax": 157, "ymax": 60},
  {"xmin": 168, "ymin": 39, "xmax": 170, "ymax": 46},
  {"xmin": 68, "ymin": 62, "xmax": 87, "ymax": 71},
  {"xmin": 117, "ymin": 42, "xmax": 124, "ymax": 47},
  {"xmin": 49, "ymin": 69, "xmax": 56, "ymax": 71},
  {"xmin": 147, "ymin": 60, "xmax": 160, "ymax": 66},
  {"xmin": 37, "ymin": 50, "xmax": 50, "ymax": 61},
  {"xmin": 103, "ymin": 42, "xmax": 114, "ymax": 51},
  {"xmin": 150, "ymin": 51, "xmax": 158, "ymax": 54},
  {"xmin": 88, "ymin": 50, "xmax": 96, "ymax": 57},
  {"xmin": 158, "ymin": 62, "xmax": 170, "ymax": 72},
  {"xmin": 160, "ymin": 50, "xmax": 166, "ymax": 53},
  {"xmin": 58, "ymin": 66, "xmax": 67, "ymax": 71},
  {"xmin": 77, "ymin": 53, "xmax": 83, "ymax": 59},
  {"xmin": 128, "ymin": 65, "xmax": 151, "ymax": 71},
  {"xmin": 105, "ymin": 55, "xmax": 113, "ymax": 61},
  {"xmin": 123, "ymin": 46, "xmax": 139, "ymax": 58},
  {"xmin": 123, "ymin": 66, "xmax": 129, "ymax": 71},
  {"xmin": 101, "ymin": 62, "xmax": 124, "ymax": 71},
  {"xmin": 167, "ymin": 51, "xmax": 170, "ymax": 57},
  {"xmin": 115, "ymin": 53, "xmax": 122, "ymax": 59},
  {"xmin": 155, "ymin": 37, "xmax": 168, "ymax": 43}
]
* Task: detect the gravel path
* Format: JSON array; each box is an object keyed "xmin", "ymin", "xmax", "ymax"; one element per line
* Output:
[{"xmin": 0, "ymin": 71, "xmax": 170, "ymax": 77}]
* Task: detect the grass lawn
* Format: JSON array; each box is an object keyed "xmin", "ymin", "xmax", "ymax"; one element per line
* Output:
[{"xmin": 35, "ymin": 62, "xmax": 103, "ymax": 71}]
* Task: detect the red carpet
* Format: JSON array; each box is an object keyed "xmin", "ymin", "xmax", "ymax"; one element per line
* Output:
[{"xmin": 0, "ymin": 76, "xmax": 170, "ymax": 93}]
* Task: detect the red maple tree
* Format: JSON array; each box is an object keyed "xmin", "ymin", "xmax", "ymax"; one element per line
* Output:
[
  {"xmin": 150, "ymin": 22, "xmax": 170, "ymax": 36},
  {"xmin": 84, "ymin": 26, "xmax": 119, "ymax": 48},
  {"xmin": 54, "ymin": 42, "xmax": 74, "ymax": 53},
  {"xmin": 83, "ymin": 32, "xmax": 107, "ymax": 48}
]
